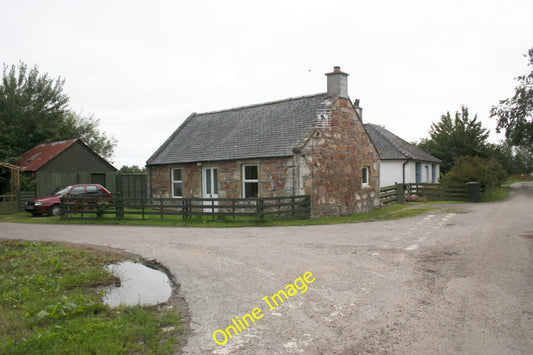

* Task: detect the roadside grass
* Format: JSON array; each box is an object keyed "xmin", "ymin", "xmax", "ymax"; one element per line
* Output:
[
  {"xmin": 478, "ymin": 178, "xmax": 533, "ymax": 203},
  {"xmin": 480, "ymin": 186, "xmax": 510, "ymax": 202},
  {"xmin": 0, "ymin": 240, "xmax": 183, "ymax": 354},
  {"xmin": 505, "ymin": 174, "xmax": 533, "ymax": 184},
  {"xmin": 262, "ymin": 204, "xmax": 437, "ymax": 226},
  {"xmin": 0, "ymin": 203, "xmax": 437, "ymax": 227}
]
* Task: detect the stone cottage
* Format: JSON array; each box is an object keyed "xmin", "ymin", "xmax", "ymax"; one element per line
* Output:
[{"xmin": 146, "ymin": 67, "xmax": 380, "ymax": 217}]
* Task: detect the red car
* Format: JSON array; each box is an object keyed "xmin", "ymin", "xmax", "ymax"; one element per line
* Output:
[{"xmin": 25, "ymin": 184, "xmax": 112, "ymax": 216}]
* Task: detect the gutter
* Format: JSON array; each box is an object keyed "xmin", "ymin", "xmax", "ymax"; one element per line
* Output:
[{"xmin": 402, "ymin": 159, "xmax": 409, "ymax": 185}]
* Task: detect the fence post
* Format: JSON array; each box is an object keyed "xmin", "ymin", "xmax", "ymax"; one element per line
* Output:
[
  {"xmin": 16, "ymin": 188, "xmax": 21, "ymax": 212},
  {"xmin": 60, "ymin": 197, "xmax": 66, "ymax": 219},
  {"xmin": 305, "ymin": 195, "xmax": 311, "ymax": 218},
  {"xmin": 396, "ymin": 183, "xmax": 405, "ymax": 203},
  {"xmin": 257, "ymin": 198, "xmax": 265, "ymax": 221},
  {"xmin": 115, "ymin": 198, "xmax": 124, "ymax": 219},
  {"xmin": 291, "ymin": 196, "xmax": 295, "ymax": 217}
]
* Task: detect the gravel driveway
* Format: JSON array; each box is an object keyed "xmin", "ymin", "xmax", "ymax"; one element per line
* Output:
[{"xmin": 2, "ymin": 182, "xmax": 532, "ymax": 354}]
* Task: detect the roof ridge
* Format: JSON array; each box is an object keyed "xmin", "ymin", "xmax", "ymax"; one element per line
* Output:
[
  {"xmin": 35, "ymin": 138, "xmax": 77, "ymax": 148},
  {"xmin": 197, "ymin": 92, "xmax": 328, "ymax": 116}
]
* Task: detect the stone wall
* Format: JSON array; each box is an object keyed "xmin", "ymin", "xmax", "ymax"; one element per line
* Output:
[
  {"xmin": 297, "ymin": 97, "xmax": 380, "ymax": 217},
  {"xmin": 149, "ymin": 164, "xmax": 201, "ymax": 198},
  {"xmin": 148, "ymin": 158, "xmax": 295, "ymax": 199}
]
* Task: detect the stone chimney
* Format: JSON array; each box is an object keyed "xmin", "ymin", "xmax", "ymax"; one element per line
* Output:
[{"xmin": 325, "ymin": 66, "xmax": 349, "ymax": 98}]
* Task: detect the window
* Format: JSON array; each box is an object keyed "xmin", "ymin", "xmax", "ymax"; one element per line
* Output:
[
  {"xmin": 243, "ymin": 165, "xmax": 258, "ymax": 198},
  {"xmin": 415, "ymin": 163, "xmax": 422, "ymax": 183},
  {"xmin": 87, "ymin": 185, "xmax": 102, "ymax": 195},
  {"xmin": 431, "ymin": 164, "xmax": 437, "ymax": 183},
  {"xmin": 204, "ymin": 168, "xmax": 218, "ymax": 196},
  {"xmin": 172, "ymin": 168, "xmax": 183, "ymax": 198},
  {"xmin": 70, "ymin": 186, "xmax": 85, "ymax": 195},
  {"xmin": 362, "ymin": 166, "xmax": 370, "ymax": 187},
  {"xmin": 26, "ymin": 151, "xmax": 42, "ymax": 162}
]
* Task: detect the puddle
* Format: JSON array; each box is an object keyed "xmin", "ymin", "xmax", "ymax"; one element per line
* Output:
[{"xmin": 102, "ymin": 261, "xmax": 172, "ymax": 307}]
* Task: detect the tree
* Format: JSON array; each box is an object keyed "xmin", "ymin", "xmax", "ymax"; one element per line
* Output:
[
  {"xmin": 118, "ymin": 165, "xmax": 146, "ymax": 174},
  {"xmin": 0, "ymin": 62, "xmax": 116, "ymax": 162},
  {"xmin": 510, "ymin": 146, "xmax": 533, "ymax": 174},
  {"xmin": 441, "ymin": 156, "xmax": 507, "ymax": 189},
  {"xmin": 0, "ymin": 62, "xmax": 68, "ymax": 161},
  {"xmin": 487, "ymin": 141, "xmax": 533, "ymax": 175},
  {"xmin": 56, "ymin": 111, "xmax": 116, "ymax": 160},
  {"xmin": 491, "ymin": 47, "xmax": 533, "ymax": 149},
  {"xmin": 418, "ymin": 106, "xmax": 490, "ymax": 174}
]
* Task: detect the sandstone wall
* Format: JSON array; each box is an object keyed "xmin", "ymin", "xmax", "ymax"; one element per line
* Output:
[
  {"xmin": 297, "ymin": 97, "xmax": 380, "ymax": 217},
  {"xmin": 149, "ymin": 158, "xmax": 295, "ymax": 199}
]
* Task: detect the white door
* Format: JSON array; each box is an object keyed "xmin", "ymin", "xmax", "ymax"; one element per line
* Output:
[{"xmin": 203, "ymin": 167, "xmax": 218, "ymax": 211}]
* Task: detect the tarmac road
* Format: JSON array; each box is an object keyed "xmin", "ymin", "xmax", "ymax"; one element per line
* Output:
[{"xmin": 1, "ymin": 182, "xmax": 532, "ymax": 354}]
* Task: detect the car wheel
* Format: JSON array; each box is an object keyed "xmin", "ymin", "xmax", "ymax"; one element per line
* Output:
[{"xmin": 50, "ymin": 204, "xmax": 62, "ymax": 216}]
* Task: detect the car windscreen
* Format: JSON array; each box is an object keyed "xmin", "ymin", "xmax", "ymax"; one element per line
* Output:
[{"xmin": 52, "ymin": 186, "xmax": 73, "ymax": 195}]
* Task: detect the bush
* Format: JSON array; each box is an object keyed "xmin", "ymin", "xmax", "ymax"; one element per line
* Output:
[{"xmin": 441, "ymin": 156, "xmax": 507, "ymax": 189}]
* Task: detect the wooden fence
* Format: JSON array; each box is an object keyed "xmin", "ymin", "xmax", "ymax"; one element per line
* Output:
[
  {"xmin": 0, "ymin": 192, "xmax": 36, "ymax": 214},
  {"xmin": 0, "ymin": 194, "xmax": 18, "ymax": 214},
  {"xmin": 407, "ymin": 183, "xmax": 468, "ymax": 201},
  {"xmin": 19, "ymin": 191, "xmax": 36, "ymax": 211},
  {"xmin": 116, "ymin": 174, "xmax": 147, "ymax": 198},
  {"xmin": 380, "ymin": 183, "xmax": 470, "ymax": 204},
  {"xmin": 379, "ymin": 184, "xmax": 404, "ymax": 205},
  {"xmin": 60, "ymin": 195, "xmax": 311, "ymax": 221}
]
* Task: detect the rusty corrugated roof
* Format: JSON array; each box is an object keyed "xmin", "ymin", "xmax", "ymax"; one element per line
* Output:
[{"xmin": 16, "ymin": 139, "xmax": 77, "ymax": 171}]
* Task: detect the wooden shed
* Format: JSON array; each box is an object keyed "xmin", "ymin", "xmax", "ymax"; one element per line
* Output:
[{"xmin": 16, "ymin": 139, "xmax": 117, "ymax": 196}]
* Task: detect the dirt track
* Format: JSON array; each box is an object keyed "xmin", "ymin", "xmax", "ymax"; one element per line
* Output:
[{"xmin": 1, "ymin": 182, "xmax": 532, "ymax": 354}]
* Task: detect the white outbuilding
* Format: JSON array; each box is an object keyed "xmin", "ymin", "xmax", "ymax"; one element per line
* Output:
[{"xmin": 365, "ymin": 124, "xmax": 441, "ymax": 187}]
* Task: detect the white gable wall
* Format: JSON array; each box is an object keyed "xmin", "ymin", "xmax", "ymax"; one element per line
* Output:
[
  {"xmin": 379, "ymin": 160, "xmax": 404, "ymax": 187},
  {"xmin": 380, "ymin": 160, "xmax": 440, "ymax": 187}
]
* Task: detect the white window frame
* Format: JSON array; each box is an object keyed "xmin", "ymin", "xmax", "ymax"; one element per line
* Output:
[
  {"xmin": 242, "ymin": 164, "xmax": 259, "ymax": 198},
  {"xmin": 171, "ymin": 168, "xmax": 183, "ymax": 198},
  {"xmin": 362, "ymin": 166, "xmax": 370, "ymax": 187}
]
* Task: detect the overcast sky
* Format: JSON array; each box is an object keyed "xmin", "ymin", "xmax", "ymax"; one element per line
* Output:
[{"xmin": 2, "ymin": 0, "xmax": 532, "ymax": 168}]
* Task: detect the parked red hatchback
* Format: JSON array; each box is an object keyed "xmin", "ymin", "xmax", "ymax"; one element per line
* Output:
[{"xmin": 25, "ymin": 184, "xmax": 112, "ymax": 216}]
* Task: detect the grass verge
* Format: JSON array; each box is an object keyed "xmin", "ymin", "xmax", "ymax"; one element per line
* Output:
[
  {"xmin": 480, "ymin": 186, "xmax": 510, "ymax": 202},
  {"xmin": 0, "ymin": 240, "xmax": 183, "ymax": 354},
  {"xmin": 0, "ymin": 203, "xmax": 437, "ymax": 227}
]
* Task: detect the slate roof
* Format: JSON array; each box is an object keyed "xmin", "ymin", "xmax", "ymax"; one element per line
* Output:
[
  {"xmin": 16, "ymin": 139, "xmax": 78, "ymax": 171},
  {"xmin": 148, "ymin": 93, "xmax": 332, "ymax": 165},
  {"xmin": 364, "ymin": 124, "xmax": 441, "ymax": 163}
]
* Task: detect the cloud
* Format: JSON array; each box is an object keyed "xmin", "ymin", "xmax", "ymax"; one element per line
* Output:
[{"xmin": 2, "ymin": 0, "xmax": 532, "ymax": 166}]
